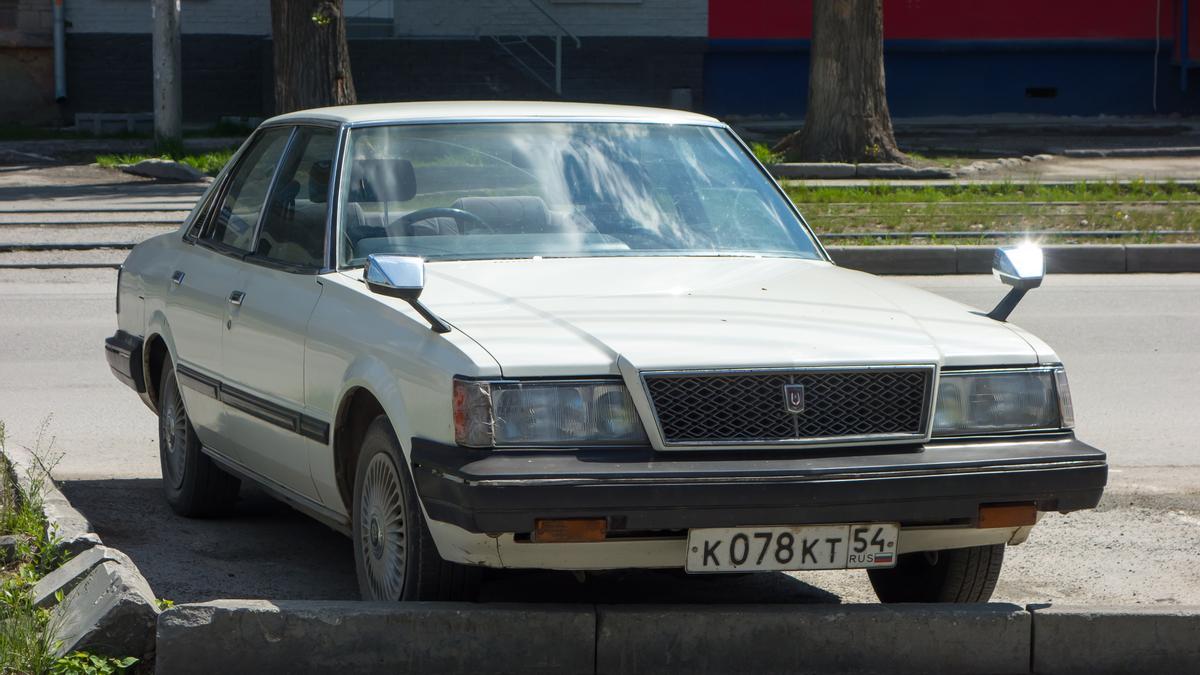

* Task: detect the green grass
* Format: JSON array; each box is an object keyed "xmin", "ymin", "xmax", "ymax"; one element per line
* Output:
[
  {"xmin": 0, "ymin": 421, "xmax": 138, "ymax": 675},
  {"xmin": 785, "ymin": 180, "xmax": 1200, "ymax": 243},
  {"xmin": 95, "ymin": 146, "xmax": 236, "ymax": 177},
  {"xmin": 784, "ymin": 179, "xmax": 1200, "ymax": 204},
  {"xmin": 751, "ymin": 142, "xmax": 783, "ymax": 165}
]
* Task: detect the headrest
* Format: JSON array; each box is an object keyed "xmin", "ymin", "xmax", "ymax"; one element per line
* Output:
[
  {"xmin": 347, "ymin": 159, "xmax": 416, "ymax": 203},
  {"xmin": 450, "ymin": 196, "xmax": 550, "ymax": 233},
  {"xmin": 308, "ymin": 160, "xmax": 331, "ymax": 203}
]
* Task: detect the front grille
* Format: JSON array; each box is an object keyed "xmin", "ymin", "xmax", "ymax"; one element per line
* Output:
[{"xmin": 643, "ymin": 367, "xmax": 933, "ymax": 446}]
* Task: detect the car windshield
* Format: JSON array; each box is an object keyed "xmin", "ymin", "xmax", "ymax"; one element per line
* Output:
[{"xmin": 336, "ymin": 121, "xmax": 821, "ymax": 266}]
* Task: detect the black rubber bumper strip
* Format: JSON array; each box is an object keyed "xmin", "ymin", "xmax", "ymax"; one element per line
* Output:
[
  {"xmin": 104, "ymin": 330, "xmax": 145, "ymax": 393},
  {"xmin": 176, "ymin": 364, "xmax": 330, "ymax": 444},
  {"xmin": 410, "ymin": 436, "xmax": 1107, "ymax": 534}
]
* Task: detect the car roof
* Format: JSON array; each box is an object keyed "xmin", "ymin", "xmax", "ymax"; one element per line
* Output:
[{"xmin": 264, "ymin": 101, "xmax": 724, "ymax": 127}]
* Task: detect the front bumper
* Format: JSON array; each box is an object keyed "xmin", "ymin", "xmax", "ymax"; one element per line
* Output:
[{"xmin": 412, "ymin": 435, "xmax": 1107, "ymax": 534}]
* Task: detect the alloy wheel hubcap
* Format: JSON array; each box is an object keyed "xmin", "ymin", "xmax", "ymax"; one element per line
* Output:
[
  {"xmin": 360, "ymin": 453, "xmax": 406, "ymax": 600},
  {"xmin": 161, "ymin": 384, "xmax": 188, "ymax": 489}
]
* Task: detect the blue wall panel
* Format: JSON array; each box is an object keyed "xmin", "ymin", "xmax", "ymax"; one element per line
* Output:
[{"xmin": 704, "ymin": 40, "xmax": 1200, "ymax": 117}]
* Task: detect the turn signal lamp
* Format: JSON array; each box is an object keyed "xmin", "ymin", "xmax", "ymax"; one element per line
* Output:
[
  {"xmin": 532, "ymin": 518, "xmax": 607, "ymax": 543},
  {"xmin": 978, "ymin": 503, "xmax": 1038, "ymax": 529}
]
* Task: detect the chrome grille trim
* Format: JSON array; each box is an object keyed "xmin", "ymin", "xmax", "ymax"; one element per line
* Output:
[{"xmin": 640, "ymin": 365, "xmax": 936, "ymax": 448}]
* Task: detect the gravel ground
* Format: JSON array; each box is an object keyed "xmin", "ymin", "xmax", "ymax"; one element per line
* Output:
[
  {"xmin": 58, "ymin": 469, "xmax": 1200, "ymax": 606},
  {"xmin": 0, "ymin": 165, "xmax": 205, "ymax": 212},
  {"xmin": 797, "ymin": 469, "xmax": 1200, "ymax": 606},
  {"xmin": 0, "ymin": 225, "xmax": 175, "ymax": 245},
  {"xmin": 0, "ymin": 248, "xmax": 127, "ymax": 266}
]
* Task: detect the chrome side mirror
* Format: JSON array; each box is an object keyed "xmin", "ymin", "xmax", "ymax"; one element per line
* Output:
[
  {"xmin": 987, "ymin": 244, "xmax": 1044, "ymax": 322},
  {"xmin": 365, "ymin": 254, "xmax": 425, "ymax": 300},
  {"xmin": 365, "ymin": 254, "xmax": 450, "ymax": 333}
]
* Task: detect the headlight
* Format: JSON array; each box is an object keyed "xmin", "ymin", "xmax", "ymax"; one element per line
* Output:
[
  {"xmin": 453, "ymin": 378, "xmax": 648, "ymax": 447},
  {"xmin": 932, "ymin": 367, "xmax": 1073, "ymax": 437}
]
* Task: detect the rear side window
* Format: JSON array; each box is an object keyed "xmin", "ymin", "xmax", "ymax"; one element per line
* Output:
[
  {"xmin": 254, "ymin": 127, "xmax": 338, "ymax": 267},
  {"xmin": 203, "ymin": 128, "xmax": 291, "ymax": 252}
]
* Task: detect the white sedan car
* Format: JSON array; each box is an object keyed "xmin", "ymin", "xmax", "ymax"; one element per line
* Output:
[{"xmin": 105, "ymin": 102, "xmax": 1106, "ymax": 602}]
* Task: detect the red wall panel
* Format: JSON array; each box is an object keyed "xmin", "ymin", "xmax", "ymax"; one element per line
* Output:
[{"xmin": 710, "ymin": 0, "xmax": 1173, "ymax": 41}]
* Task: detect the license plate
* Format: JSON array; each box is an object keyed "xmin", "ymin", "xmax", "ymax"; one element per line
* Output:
[{"xmin": 685, "ymin": 523, "xmax": 899, "ymax": 573}]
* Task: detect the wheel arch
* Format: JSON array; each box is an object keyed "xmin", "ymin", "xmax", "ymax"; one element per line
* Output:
[
  {"xmin": 330, "ymin": 373, "xmax": 415, "ymax": 515},
  {"xmin": 142, "ymin": 332, "xmax": 173, "ymax": 411},
  {"xmin": 333, "ymin": 386, "xmax": 385, "ymax": 513}
]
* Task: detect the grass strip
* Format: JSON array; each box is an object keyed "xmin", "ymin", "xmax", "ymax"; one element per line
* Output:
[{"xmin": 0, "ymin": 421, "xmax": 138, "ymax": 674}]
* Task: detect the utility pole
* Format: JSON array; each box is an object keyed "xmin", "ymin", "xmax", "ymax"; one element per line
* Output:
[{"xmin": 152, "ymin": 0, "xmax": 182, "ymax": 146}]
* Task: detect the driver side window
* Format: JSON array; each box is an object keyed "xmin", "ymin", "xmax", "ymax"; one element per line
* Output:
[
  {"xmin": 202, "ymin": 128, "xmax": 291, "ymax": 252},
  {"xmin": 254, "ymin": 127, "xmax": 337, "ymax": 268}
]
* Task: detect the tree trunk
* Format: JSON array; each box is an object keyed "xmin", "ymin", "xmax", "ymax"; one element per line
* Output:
[
  {"xmin": 270, "ymin": 0, "xmax": 357, "ymax": 114},
  {"xmin": 775, "ymin": 0, "xmax": 906, "ymax": 164}
]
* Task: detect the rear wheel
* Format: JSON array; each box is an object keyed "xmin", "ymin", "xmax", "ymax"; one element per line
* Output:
[
  {"xmin": 157, "ymin": 361, "xmax": 240, "ymax": 517},
  {"xmin": 867, "ymin": 544, "xmax": 1004, "ymax": 603},
  {"xmin": 352, "ymin": 416, "xmax": 481, "ymax": 601}
]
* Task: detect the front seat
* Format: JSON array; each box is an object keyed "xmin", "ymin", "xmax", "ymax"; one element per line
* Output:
[
  {"xmin": 343, "ymin": 159, "xmax": 418, "ymax": 243},
  {"xmin": 448, "ymin": 196, "xmax": 552, "ymax": 234}
]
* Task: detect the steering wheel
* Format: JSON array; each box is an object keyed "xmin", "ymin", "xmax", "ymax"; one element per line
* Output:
[{"xmin": 393, "ymin": 207, "xmax": 491, "ymax": 234}]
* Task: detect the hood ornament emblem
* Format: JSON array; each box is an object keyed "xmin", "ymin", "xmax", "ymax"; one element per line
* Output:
[{"xmin": 783, "ymin": 384, "xmax": 806, "ymax": 414}]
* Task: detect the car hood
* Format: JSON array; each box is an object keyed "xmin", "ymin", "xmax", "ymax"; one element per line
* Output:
[{"xmin": 352, "ymin": 257, "xmax": 1043, "ymax": 376}]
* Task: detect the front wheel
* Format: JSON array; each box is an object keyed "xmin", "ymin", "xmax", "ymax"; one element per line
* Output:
[
  {"xmin": 867, "ymin": 544, "xmax": 1004, "ymax": 603},
  {"xmin": 352, "ymin": 416, "xmax": 481, "ymax": 601}
]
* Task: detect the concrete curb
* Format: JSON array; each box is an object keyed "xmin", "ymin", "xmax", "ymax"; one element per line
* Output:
[
  {"xmin": 596, "ymin": 603, "xmax": 1030, "ymax": 675},
  {"xmin": 827, "ymin": 244, "xmax": 1200, "ymax": 275},
  {"xmin": 1, "ymin": 443, "xmax": 100, "ymax": 554},
  {"xmin": 156, "ymin": 601, "xmax": 596, "ymax": 675},
  {"xmin": 152, "ymin": 601, "xmax": 1200, "ymax": 674},
  {"xmin": 771, "ymin": 162, "xmax": 956, "ymax": 179},
  {"xmin": 1, "ymin": 442, "xmax": 159, "ymax": 661},
  {"xmin": 1031, "ymin": 605, "xmax": 1200, "ymax": 675}
]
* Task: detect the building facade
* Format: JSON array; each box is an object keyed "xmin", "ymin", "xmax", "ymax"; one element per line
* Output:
[
  {"xmin": 0, "ymin": 0, "xmax": 57, "ymax": 124},
  {"xmin": 3, "ymin": 0, "xmax": 1198, "ymax": 126}
]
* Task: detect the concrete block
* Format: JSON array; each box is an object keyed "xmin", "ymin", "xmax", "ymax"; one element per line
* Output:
[
  {"xmin": 956, "ymin": 245, "xmax": 998, "ymax": 274},
  {"xmin": 41, "ymin": 491, "xmax": 102, "ymax": 555},
  {"xmin": 52, "ymin": 560, "xmax": 160, "ymax": 660},
  {"xmin": 2, "ymin": 444, "xmax": 100, "ymax": 555},
  {"xmin": 156, "ymin": 601, "xmax": 595, "ymax": 675},
  {"xmin": 596, "ymin": 604, "xmax": 1031, "ymax": 675},
  {"xmin": 1030, "ymin": 605, "xmax": 1200, "ymax": 675},
  {"xmin": 856, "ymin": 163, "xmax": 955, "ymax": 179},
  {"xmin": 1042, "ymin": 245, "xmax": 1126, "ymax": 273},
  {"xmin": 828, "ymin": 245, "xmax": 958, "ymax": 275},
  {"xmin": 119, "ymin": 159, "xmax": 206, "ymax": 182},
  {"xmin": 32, "ymin": 545, "xmax": 132, "ymax": 608},
  {"xmin": 771, "ymin": 163, "xmax": 856, "ymax": 179},
  {"xmin": 0, "ymin": 534, "xmax": 16, "ymax": 563},
  {"xmin": 1125, "ymin": 244, "xmax": 1200, "ymax": 273}
]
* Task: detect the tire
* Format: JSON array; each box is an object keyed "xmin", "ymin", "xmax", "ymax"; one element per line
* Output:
[
  {"xmin": 352, "ymin": 416, "xmax": 481, "ymax": 601},
  {"xmin": 157, "ymin": 360, "xmax": 241, "ymax": 517},
  {"xmin": 867, "ymin": 544, "xmax": 1004, "ymax": 603}
]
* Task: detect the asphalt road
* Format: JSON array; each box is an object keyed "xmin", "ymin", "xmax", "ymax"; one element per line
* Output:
[{"xmin": 0, "ymin": 268, "xmax": 1197, "ymax": 606}]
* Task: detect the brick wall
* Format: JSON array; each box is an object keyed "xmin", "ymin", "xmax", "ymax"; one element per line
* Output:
[
  {"xmin": 65, "ymin": 0, "xmax": 269, "ymax": 35},
  {"xmin": 13, "ymin": 0, "xmax": 53, "ymax": 34},
  {"xmin": 63, "ymin": 33, "xmax": 269, "ymax": 121},
  {"xmin": 61, "ymin": 0, "xmax": 704, "ymax": 38},
  {"xmin": 350, "ymin": 37, "xmax": 705, "ymax": 107},
  {"xmin": 393, "ymin": 0, "xmax": 706, "ymax": 38}
]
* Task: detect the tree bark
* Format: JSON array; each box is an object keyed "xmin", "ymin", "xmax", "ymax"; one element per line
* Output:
[
  {"xmin": 775, "ymin": 0, "xmax": 906, "ymax": 164},
  {"xmin": 270, "ymin": 0, "xmax": 357, "ymax": 114}
]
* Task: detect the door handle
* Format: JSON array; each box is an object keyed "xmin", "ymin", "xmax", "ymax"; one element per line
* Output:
[
  {"xmin": 228, "ymin": 290, "xmax": 245, "ymax": 306},
  {"xmin": 171, "ymin": 270, "xmax": 185, "ymax": 285}
]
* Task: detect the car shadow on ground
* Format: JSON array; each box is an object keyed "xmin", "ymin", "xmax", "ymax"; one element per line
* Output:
[{"xmin": 62, "ymin": 478, "xmax": 842, "ymax": 605}]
